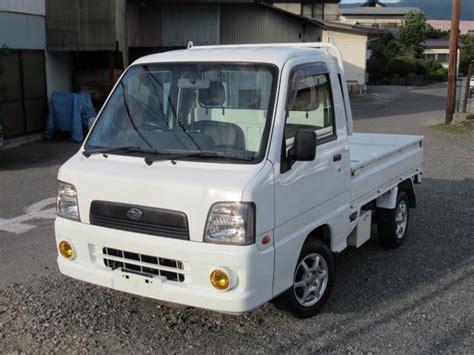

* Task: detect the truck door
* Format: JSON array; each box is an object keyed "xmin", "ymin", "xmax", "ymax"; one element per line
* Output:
[{"xmin": 273, "ymin": 62, "xmax": 349, "ymax": 294}]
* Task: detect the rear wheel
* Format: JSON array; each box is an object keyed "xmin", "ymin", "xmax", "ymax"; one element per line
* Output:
[
  {"xmin": 377, "ymin": 190, "xmax": 410, "ymax": 249},
  {"xmin": 273, "ymin": 239, "xmax": 335, "ymax": 319}
]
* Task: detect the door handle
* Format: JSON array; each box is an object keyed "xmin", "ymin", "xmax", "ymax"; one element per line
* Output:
[{"xmin": 333, "ymin": 154, "xmax": 342, "ymax": 162}]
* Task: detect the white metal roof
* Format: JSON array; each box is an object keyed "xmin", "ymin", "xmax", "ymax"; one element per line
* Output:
[
  {"xmin": 132, "ymin": 45, "xmax": 331, "ymax": 68},
  {"xmin": 340, "ymin": 6, "xmax": 421, "ymax": 16}
]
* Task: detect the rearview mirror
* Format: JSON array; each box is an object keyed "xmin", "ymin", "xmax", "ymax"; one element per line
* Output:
[
  {"xmin": 177, "ymin": 78, "xmax": 210, "ymax": 89},
  {"xmin": 199, "ymin": 82, "xmax": 226, "ymax": 107},
  {"xmin": 289, "ymin": 129, "xmax": 317, "ymax": 161}
]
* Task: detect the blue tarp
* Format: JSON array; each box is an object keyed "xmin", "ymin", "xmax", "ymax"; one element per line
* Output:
[{"xmin": 46, "ymin": 91, "xmax": 96, "ymax": 142}]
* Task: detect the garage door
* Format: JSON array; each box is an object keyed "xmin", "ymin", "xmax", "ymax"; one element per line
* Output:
[{"xmin": 0, "ymin": 50, "xmax": 47, "ymax": 139}]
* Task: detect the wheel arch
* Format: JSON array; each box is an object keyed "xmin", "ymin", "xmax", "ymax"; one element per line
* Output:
[
  {"xmin": 305, "ymin": 224, "xmax": 332, "ymax": 250},
  {"xmin": 399, "ymin": 178, "xmax": 416, "ymax": 208}
]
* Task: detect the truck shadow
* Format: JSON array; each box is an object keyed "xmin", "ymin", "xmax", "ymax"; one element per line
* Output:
[
  {"xmin": 2, "ymin": 178, "xmax": 472, "ymax": 352},
  {"xmin": 270, "ymin": 176, "xmax": 474, "ymax": 351},
  {"xmin": 0, "ymin": 139, "xmax": 79, "ymax": 171},
  {"xmin": 132, "ymin": 177, "xmax": 472, "ymax": 352},
  {"xmin": 329, "ymin": 177, "xmax": 473, "ymax": 312},
  {"xmin": 138, "ymin": 176, "xmax": 472, "ymax": 320}
]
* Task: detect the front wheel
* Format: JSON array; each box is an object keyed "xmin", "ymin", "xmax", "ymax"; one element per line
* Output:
[{"xmin": 273, "ymin": 239, "xmax": 335, "ymax": 319}]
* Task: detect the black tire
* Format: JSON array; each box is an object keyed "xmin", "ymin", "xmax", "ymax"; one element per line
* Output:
[
  {"xmin": 377, "ymin": 190, "xmax": 410, "ymax": 249},
  {"xmin": 272, "ymin": 239, "xmax": 335, "ymax": 319}
]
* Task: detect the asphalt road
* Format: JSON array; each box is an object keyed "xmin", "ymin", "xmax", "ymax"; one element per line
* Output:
[{"xmin": 0, "ymin": 83, "xmax": 473, "ymax": 353}]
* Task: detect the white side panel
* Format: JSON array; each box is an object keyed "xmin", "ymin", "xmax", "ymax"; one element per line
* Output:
[
  {"xmin": 270, "ymin": 55, "xmax": 352, "ymax": 296},
  {"xmin": 350, "ymin": 133, "xmax": 424, "ymax": 206}
]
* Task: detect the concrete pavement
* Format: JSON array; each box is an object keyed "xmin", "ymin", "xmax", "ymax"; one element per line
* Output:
[{"xmin": 1, "ymin": 83, "xmax": 473, "ymax": 353}]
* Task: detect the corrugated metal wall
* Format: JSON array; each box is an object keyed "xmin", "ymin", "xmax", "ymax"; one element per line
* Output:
[
  {"xmin": 128, "ymin": 2, "xmax": 220, "ymax": 48},
  {"xmin": 220, "ymin": 4, "xmax": 266, "ymax": 44},
  {"xmin": 127, "ymin": 1, "xmax": 162, "ymax": 48},
  {"xmin": 220, "ymin": 4, "xmax": 321, "ymax": 45},
  {"xmin": 161, "ymin": 4, "xmax": 220, "ymax": 46},
  {"xmin": 263, "ymin": 7, "xmax": 310, "ymax": 43},
  {"xmin": 46, "ymin": 0, "xmax": 118, "ymax": 51}
]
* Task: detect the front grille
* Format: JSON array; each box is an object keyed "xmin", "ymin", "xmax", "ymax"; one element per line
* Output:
[
  {"xmin": 90, "ymin": 201, "xmax": 190, "ymax": 240},
  {"xmin": 102, "ymin": 247, "xmax": 185, "ymax": 282}
]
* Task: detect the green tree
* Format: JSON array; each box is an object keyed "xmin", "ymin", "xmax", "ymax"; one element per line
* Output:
[
  {"xmin": 367, "ymin": 32, "xmax": 400, "ymax": 83},
  {"xmin": 460, "ymin": 34, "xmax": 474, "ymax": 75},
  {"xmin": 398, "ymin": 10, "xmax": 428, "ymax": 58},
  {"xmin": 425, "ymin": 24, "xmax": 449, "ymax": 40}
]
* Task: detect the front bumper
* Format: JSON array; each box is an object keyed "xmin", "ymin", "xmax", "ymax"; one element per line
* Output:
[{"xmin": 55, "ymin": 217, "xmax": 274, "ymax": 314}]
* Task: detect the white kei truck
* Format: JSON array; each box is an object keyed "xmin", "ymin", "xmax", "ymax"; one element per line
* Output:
[{"xmin": 55, "ymin": 43, "xmax": 424, "ymax": 318}]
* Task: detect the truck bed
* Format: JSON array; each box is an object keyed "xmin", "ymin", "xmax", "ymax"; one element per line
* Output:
[{"xmin": 349, "ymin": 133, "xmax": 424, "ymax": 206}]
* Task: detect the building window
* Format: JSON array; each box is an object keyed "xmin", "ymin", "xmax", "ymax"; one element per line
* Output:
[
  {"xmin": 425, "ymin": 53, "xmax": 436, "ymax": 61},
  {"xmin": 437, "ymin": 53, "xmax": 449, "ymax": 64}
]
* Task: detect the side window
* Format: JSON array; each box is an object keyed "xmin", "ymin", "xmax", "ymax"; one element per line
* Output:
[{"xmin": 284, "ymin": 64, "xmax": 336, "ymax": 153}]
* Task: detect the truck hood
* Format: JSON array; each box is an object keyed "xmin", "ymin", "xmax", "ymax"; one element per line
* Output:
[{"xmin": 58, "ymin": 153, "xmax": 266, "ymax": 242}]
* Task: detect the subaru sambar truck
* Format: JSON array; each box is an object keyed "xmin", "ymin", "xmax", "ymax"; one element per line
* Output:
[{"xmin": 55, "ymin": 43, "xmax": 423, "ymax": 318}]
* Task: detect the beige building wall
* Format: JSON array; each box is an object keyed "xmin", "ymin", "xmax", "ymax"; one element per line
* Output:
[
  {"xmin": 323, "ymin": 3, "xmax": 339, "ymax": 21},
  {"xmin": 323, "ymin": 30, "xmax": 368, "ymax": 87},
  {"xmin": 273, "ymin": 2, "xmax": 301, "ymax": 15}
]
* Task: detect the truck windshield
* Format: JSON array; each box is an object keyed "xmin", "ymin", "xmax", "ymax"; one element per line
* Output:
[{"xmin": 85, "ymin": 63, "xmax": 278, "ymax": 163}]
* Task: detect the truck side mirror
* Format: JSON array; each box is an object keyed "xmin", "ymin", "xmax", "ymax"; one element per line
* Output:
[{"xmin": 289, "ymin": 129, "xmax": 317, "ymax": 162}]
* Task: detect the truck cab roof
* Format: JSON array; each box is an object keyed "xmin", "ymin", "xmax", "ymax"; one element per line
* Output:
[{"xmin": 132, "ymin": 45, "xmax": 333, "ymax": 68}]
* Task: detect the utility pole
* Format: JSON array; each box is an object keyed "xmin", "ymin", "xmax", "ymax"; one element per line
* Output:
[{"xmin": 445, "ymin": 0, "xmax": 461, "ymax": 124}]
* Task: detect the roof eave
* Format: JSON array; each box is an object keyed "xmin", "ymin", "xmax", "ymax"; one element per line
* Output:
[
  {"xmin": 257, "ymin": 2, "xmax": 327, "ymax": 30},
  {"xmin": 322, "ymin": 21, "xmax": 386, "ymax": 35}
]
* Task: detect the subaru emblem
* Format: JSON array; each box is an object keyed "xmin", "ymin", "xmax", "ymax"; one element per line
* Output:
[{"xmin": 126, "ymin": 207, "xmax": 143, "ymax": 220}]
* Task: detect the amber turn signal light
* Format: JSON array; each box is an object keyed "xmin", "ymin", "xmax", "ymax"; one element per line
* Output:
[
  {"xmin": 59, "ymin": 240, "xmax": 74, "ymax": 259},
  {"xmin": 210, "ymin": 269, "xmax": 230, "ymax": 290}
]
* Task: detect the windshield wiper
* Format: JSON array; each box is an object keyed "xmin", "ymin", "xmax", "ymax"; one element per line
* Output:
[
  {"xmin": 144, "ymin": 151, "xmax": 254, "ymax": 166},
  {"xmin": 119, "ymin": 81, "xmax": 155, "ymax": 150},
  {"xmin": 83, "ymin": 146, "xmax": 160, "ymax": 158},
  {"xmin": 142, "ymin": 65, "xmax": 202, "ymax": 151}
]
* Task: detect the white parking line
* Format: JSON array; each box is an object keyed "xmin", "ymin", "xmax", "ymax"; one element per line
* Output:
[{"xmin": 0, "ymin": 197, "xmax": 56, "ymax": 234}]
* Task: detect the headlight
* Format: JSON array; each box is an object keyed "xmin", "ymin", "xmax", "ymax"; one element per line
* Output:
[
  {"xmin": 57, "ymin": 181, "xmax": 80, "ymax": 221},
  {"xmin": 204, "ymin": 202, "xmax": 255, "ymax": 245}
]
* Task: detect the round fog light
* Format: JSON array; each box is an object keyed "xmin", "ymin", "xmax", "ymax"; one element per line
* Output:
[
  {"xmin": 210, "ymin": 269, "xmax": 230, "ymax": 290},
  {"xmin": 59, "ymin": 240, "xmax": 74, "ymax": 259}
]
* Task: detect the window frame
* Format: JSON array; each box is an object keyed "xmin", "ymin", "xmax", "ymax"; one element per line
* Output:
[
  {"xmin": 280, "ymin": 62, "xmax": 337, "ymax": 174},
  {"xmin": 84, "ymin": 61, "xmax": 280, "ymax": 165},
  {"xmin": 284, "ymin": 62, "xmax": 337, "ymax": 144}
]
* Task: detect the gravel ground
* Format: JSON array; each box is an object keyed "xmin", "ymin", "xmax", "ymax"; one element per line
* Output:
[{"xmin": 1, "ymin": 84, "xmax": 473, "ymax": 353}]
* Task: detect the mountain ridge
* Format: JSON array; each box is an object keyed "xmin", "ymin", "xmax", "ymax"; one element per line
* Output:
[{"xmin": 340, "ymin": 0, "xmax": 473, "ymax": 21}]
